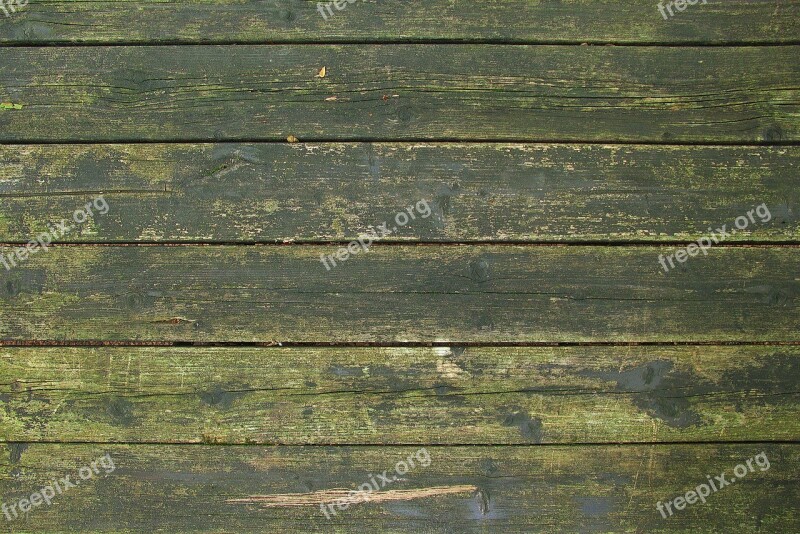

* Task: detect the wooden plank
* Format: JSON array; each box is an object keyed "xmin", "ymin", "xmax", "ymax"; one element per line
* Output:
[
  {"xmin": 0, "ymin": 0, "xmax": 797, "ymax": 45},
  {"xmin": 1, "ymin": 143, "xmax": 797, "ymax": 243},
  {"xmin": 1, "ymin": 345, "xmax": 798, "ymax": 444},
  {"xmin": 1, "ymin": 45, "xmax": 798, "ymax": 143},
  {"xmin": 1, "ymin": 443, "xmax": 797, "ymax": 532},
  {"xmin": 0, "ymin": 245, "xmax": 796, "ymax": 342}
]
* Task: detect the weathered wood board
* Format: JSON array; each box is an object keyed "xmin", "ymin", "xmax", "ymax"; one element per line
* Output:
[
  {"xmin": 1, "ymin": 46, "xmax": 798, "ymax": 143},
  {"xmin": 0, "ymin": 245, "xmax": 796, "ymax": 343},
  {"xmin": 1, "ymin": 345, "xmax": 798, "ymax": 444},
  {"xmin": 0, "ymin": 143, "xmax": 797, "ymax": 243},
  {"xmin": 1, "ymin": 0, "xmax": 798, "ymax": 531},
  {"xmin": 0, "ymin": 0, "xmax": 797, "ymax": 45},
  {"xmin": 0, "ymin": 443, "xmax": 796, "ymax": 532}
]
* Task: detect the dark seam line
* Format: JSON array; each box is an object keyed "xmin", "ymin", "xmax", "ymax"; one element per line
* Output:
[
  {"xmin": 0, "ymin": 241, "xmax": 799, "ymax": 247},
  {"xmin": 1, "ymin": 341, "xmax": 798, "ymax": 348},
  {"xmin": 1, "ymin": 139, "xmax": 799, "ymax": 146},
  {"xmin": 2, "ymin": 440, "xmax": 799, "ymax": 446},
  {"xmin": 1, "ymin": 40, "xmax": 800, "ymax": 47},
  {"xmin": 2, "ymin": 141, "xmax": 800, "ymax": 148}
]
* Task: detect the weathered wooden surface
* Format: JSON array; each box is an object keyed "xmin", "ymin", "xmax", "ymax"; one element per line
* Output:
[
  {"xmin": 0, "ymin": 143, "xmax": 797, "ymax": 243},
  {"xmin": 1, "ymin": 345, "xmax": 798, "ymax": 444},
  {"xmin": 1, "ymin": 45, "xmax": 798, "ymax": 143},
  {"xmin": 0, "ymin": 245, "xmax": 796, "ymax": 343},
  {"xmin": 0, "ymin": 443, "xmax": 796, "ymax": 532},
  {"xmin": 2, "ymin": 1, "xmax": 798, "ymax": 531},
  {"xmin": 0, "ymin": 0, "xmax": 797, "ymax": 45}
]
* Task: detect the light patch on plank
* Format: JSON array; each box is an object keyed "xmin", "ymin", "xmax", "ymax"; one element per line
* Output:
[
  {"xmin": 227, "ymin": 485, "xmax": 477, "ymax": 508},
  {"xmin": 437, "ymin": 358, "xmax": 468, "ymax": 379}
]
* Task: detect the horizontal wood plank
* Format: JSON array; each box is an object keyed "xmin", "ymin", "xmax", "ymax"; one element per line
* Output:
[
  {"xmin": 0, "ymin": 245, "xmax": 796, "ymax": 342},
  {"xmin": 0, "ymin": 143, "xmax": 797, "ymax": 243},
  {"xmin": 0, "ymin": 0, "xmax": 797, "ymax": 45},
  {"xmin": 1, "ymin": 345, "xmax": 798, "ymax": 444},
  {"xmin": 1, "ymin": 443, "xmax": 797, "ymax": 532},
  {"xmin": 1, "ymin": 45, "xmax": 798, "ymax": 142}
]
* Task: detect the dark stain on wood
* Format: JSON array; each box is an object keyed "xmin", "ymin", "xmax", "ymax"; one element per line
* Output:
[
  {"xmin": 7, "ymin": 442, "xmax": 27, "ymax": 464},
  {"xmin": 501, "ymin": 409, "xmax": 545, "ymax": 443}
]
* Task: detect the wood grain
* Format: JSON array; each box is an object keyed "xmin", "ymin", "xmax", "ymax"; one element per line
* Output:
[
  {"xmin": 0, "ymin": 245, "xmax": 796, "ymax": 343},
  {"xmin": 1, "ymin": 45, "xmax": 798, "ymax": 143},
  {"xmin": 0, "ymin": 143, "xmax": 797, "ymax": 243},
  {"xmin": 0, "ymin": 0, "xmax": 796, "ymax": 45},
  {"xmin": 1, "ymin": 345, "xmax": 798, "ymax": 444},
  {"xmin": 1, "ymin": 0, "xmax": 797, "ymax": 531},
  {"xmin": 1, "ymin": 443, "xmax": 796, "ymax": 532}
]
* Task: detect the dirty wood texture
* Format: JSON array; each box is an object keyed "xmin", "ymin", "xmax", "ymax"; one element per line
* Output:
[
  {"xmin": 0, "ymin": 143, "xmax": 797, "ymax": 243},
  {"xmin": 0, "ymin": 245, "xmax": 796, "ymax": 343},
  {"xmin": 0, "ymin": 443, "xmax": 797, "ymax": 532},
  {"xmin": 1, "ymin": 46, "xmax": 799, "ymax": 143},
  {"xmin": 1, "ymin": 345, "xmax": 798, "ymax": 444},
  {"xmin": 2, "ymin": 0, "xmax": 799, "ymax": 531},
  {"xmin": 0, "ymin": 0, "xmax": 797, "ymax": 45}
]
